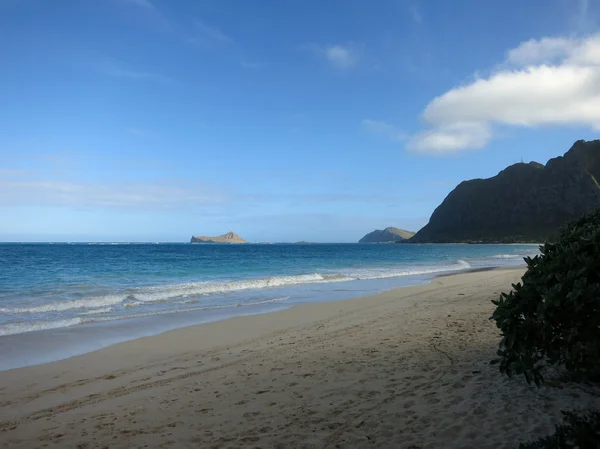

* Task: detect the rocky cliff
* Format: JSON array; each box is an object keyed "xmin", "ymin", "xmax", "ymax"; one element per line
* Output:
[
  {"xmin": 409, "ymin": 140, "xmax": 600, "ymax": 243},
  {"xmin": 190, "ymin": 232, "xmax": 247, "ymax": 244},
  {"xmin": 359, "ymin": 227, "xmax": 415, "ymax": 243}
]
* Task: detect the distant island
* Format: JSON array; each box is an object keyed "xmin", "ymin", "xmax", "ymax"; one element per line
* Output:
[
  {"xmin": 408, "ymin": 139, "xmax": 600, "ymax": 243},
  {"xmin": 359, "ymin": 227, "xmax": 415, "ymax": 243},
  {"xmin": 190, "ymin": 232, "xmax": 247, "ymax": 244}
]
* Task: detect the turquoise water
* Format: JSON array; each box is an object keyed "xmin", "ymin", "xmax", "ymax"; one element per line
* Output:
[{"xmin": 0, "ymin": 243, "xmax": 537, "ymax": 369}]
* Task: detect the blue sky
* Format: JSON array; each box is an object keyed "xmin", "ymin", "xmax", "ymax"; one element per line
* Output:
[{"xmin": 1, "ymin": 0, "xmax": 599, "ymax": 242}]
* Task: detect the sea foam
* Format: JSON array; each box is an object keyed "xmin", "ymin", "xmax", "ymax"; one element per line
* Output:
[
  {"xmin": 0, "ymin": 261, "xmax": 472, "ymax": 316},
  {"xmin": 0, "ymin": 317, "xmax": 84, "ymax": 336},
  {"xmin": 0, "ymin": 295, "xmax": 128, "ymax": 314}
]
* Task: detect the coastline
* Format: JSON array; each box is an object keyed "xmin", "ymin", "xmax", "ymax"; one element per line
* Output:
[
  {"xmin": 2, "ymin": 266, "xmax": 597, "ymax": 448},
  {"xmin": 0, "ymin": 259, "xmax": 519, "ymax": 372},
  {"xmin": 0, "ymin": 242, "xmax": 539, "ymax": 364}
]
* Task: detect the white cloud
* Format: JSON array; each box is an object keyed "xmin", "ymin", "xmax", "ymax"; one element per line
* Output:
[
  {"xmin": 324, "ymin": 44, "xmax": 361, "ymax": 69},
  {"xmin": 506, "ymin": 37, "xmax": 576, "ymax": 65},
  {"xmin": 408, "ymin": 123, "xmax": 492, "ymax": 153},
  {"xmin": 361, "ymin": 119, "xmax": 407, "ymax": 141},
  {"xmin": 410, "ymin": 33, "xmax": 600, "ymax": 154},
  {"xmin": 325, "ymin": 45, "xmax": 355, "ymax": 68},
  {"xmin": 303, "ymin": 43, "xmax": 363, "ymax": 69}
]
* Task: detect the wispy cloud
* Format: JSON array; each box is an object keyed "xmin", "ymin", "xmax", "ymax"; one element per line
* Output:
[
  {"xmin": 305, "ymin": 43, "xmax": 364, "ymax": 69},
  {"xmin": 121, "ymin": 2, "xmax": 237, "ymax": 56},
  {"xmin": 189, "ymin": 19, "xmax": 235, "ymax": 48},
  {"xmin": 0, "ymin": 176, "xmax": 228, "ymax": 210},
  {"xmin": 572, "ymin": 0, "xmax": 595, "ymax": 34},
  {"xmin": 124, "ymin": 0, "xmax": 155, "ymax": 9},
  {"xmin": 361, "ymin": 119, "xmax": 407, "ymax": 141},
  {"xmin": 0, "ymin": 152, "xmax": 226, "ymax": 210},
  {"xmin": 102, "ymin": 61, "xmax": 167, "ymax": 82},
  {"xmin": 242, "ymin": 191, "xmax": 408, "ymax": 204},
  {"xmin": 409, "ymin": 5, "xmax": 423, "ymax": 25},
  {"xmin": 121, "ymin": 0, "xmax": 175, "ymax": 32},
  {"xmin": 408, "ymin": 33, "xmax": 600, "ymax": 154},
  {"xmin": 324, "ymin": 44, "xmax": 361, "ymax": 69}
]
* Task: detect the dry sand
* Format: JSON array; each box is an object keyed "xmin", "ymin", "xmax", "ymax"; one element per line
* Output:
[{"xmin": 1, "ymin": 267, "xmax": 598, "ymax": 449}]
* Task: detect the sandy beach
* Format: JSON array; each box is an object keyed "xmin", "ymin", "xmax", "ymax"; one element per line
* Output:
[{"xmin": 1, "ymin": 267, "xmax": 598, "ymax": 449}]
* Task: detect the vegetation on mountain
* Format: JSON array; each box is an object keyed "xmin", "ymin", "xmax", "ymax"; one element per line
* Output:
[
  {"xmin": 409, "ymin": 140, "xmax": 600, "ymax": 243},
  {"xmin": 358, "ymin": 227, "xmax": 415, "ymax": 243}
]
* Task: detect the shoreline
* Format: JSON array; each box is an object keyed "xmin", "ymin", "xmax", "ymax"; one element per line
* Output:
[
  {"xmin": 0, "ymin": 264, "xmax": 496, "ymax": 372},
  {"xmin": 0, "ymin": 242, "xmax": 539, "ymax": 371},
  {"xmin": 3, "ymin": 266, "xmax": 598, "ymax": 448}
]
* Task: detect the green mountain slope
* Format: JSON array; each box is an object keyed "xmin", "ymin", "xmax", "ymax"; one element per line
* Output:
[{"xmin": 409, "ymin": 140, "xmax": 600, "ymax": 243}]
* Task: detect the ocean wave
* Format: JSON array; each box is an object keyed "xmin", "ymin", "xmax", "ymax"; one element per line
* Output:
[
  {"xmin": 0, "ymin": 317, "xmax": 84, "ymax": 336},
  {"xmin": 132, "ymin": 262, "xmax": 471, "ymax": 302},
  {"xmin": 492, "ymin": 254, "xmax": 523, "ymax": 259},
  {"xmin": 100, "ymin": 296, "xmax": 291, "ymax": 320},
  {"xmin": 342, "ymin": 260, "xmax": 471, "ymax": 279},
  {"xmin": 130, "ymin": 273, "xmax": 352, "ymax": 303},
  {"xmin": 0, "ymin": 295, "xmax": 127, "ymax": 314},
  {"xmin": 80, "ymin": 307, "xmax": 112, "ymax": 315},
  {"xmin": 238, "ymin": 296, "xmax": 290, "ymax": 306},
  {"xmin": 124, "ymin": 301, "xmax": 143, "ymax": 308},
  {"xmin": 0, "ymin": 261, "xmax": 472, "ymax": 317},
  {"xmin": 0, "ymin": 296, "xmax": 293, "ymax": 336}
]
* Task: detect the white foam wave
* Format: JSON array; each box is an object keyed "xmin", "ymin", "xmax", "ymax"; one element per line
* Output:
[
  {"xmin": 0, "ymin": 295, "xmax": 127, "ymax": 314},
  {"xmin": 80, "ymin": 307, "xmax": 112, "ymax": 315},
  {"xmin": 1, "ymin": 261, "xmax": 473, "ymax": 319},
  {"xmin": 239, "ymin": 296, "xmax": 290, "ymax": 306},
  {"xmin": 133, "ymin": 263, "xmax": 471, "ymax": 303},
  {"xmin": 341, "ymin": 259, "xmax": 471, "ymax": 280},
  {"xmin": 131, "ymin": 273, "xmax": 350, "ymax": 303},
  {"xmin": 492, "ymin": 254, "xmax": 522, "ymax": 259},
  {"xmin": 0, "ymin": 295, "xmax": 287, "ymax": 337},
  {"xmin": 0, "ymin": 318, "xmax": 84, "ymax": 336},
  {"xmin": 70, "ymin": 296, "xmax": 293, "ymax": 325}
]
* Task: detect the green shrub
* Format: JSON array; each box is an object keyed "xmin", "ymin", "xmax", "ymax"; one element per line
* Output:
[
  {"xmin": 519, "ymin": 410, "xmax": 600, "ymax": 449},
  {"xmin": 490, "ymin": 208, "xmax": 600, "ymax": 385}
]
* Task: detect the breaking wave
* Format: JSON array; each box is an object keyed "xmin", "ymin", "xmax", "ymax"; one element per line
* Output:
[
  {"xmin": 0, "ymin": 295, "xmax": 128, "ymax": 314},
  {"xmin": 0, "ymin": 260, "xmax": 472, "ymax": 316},
  {"xmin": 492, "ymin": 254, "xmax": 523, "ymax": 259},
  {"xmin": 0, "ymin": 318, "xmax": 84, "ymax": 337}
]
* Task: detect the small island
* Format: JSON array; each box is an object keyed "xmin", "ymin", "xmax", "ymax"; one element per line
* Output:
[
  {"xmin": 359, "ymin": 227, "xmax": 415, "ymax": 243},
  {"xmin": 190, "ymin": 232, "xmax": 247, "ymax": 244}
]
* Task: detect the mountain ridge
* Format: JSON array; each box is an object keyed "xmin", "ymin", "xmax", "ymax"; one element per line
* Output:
[{"xmin": 409, "ymin": 139, "xmax": 600, "ymax": 243}]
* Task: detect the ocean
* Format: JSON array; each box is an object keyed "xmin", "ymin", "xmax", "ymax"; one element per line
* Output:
[{"xmin": 0, "ymin": 243, "xmax": 538, "ymax": 370}]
